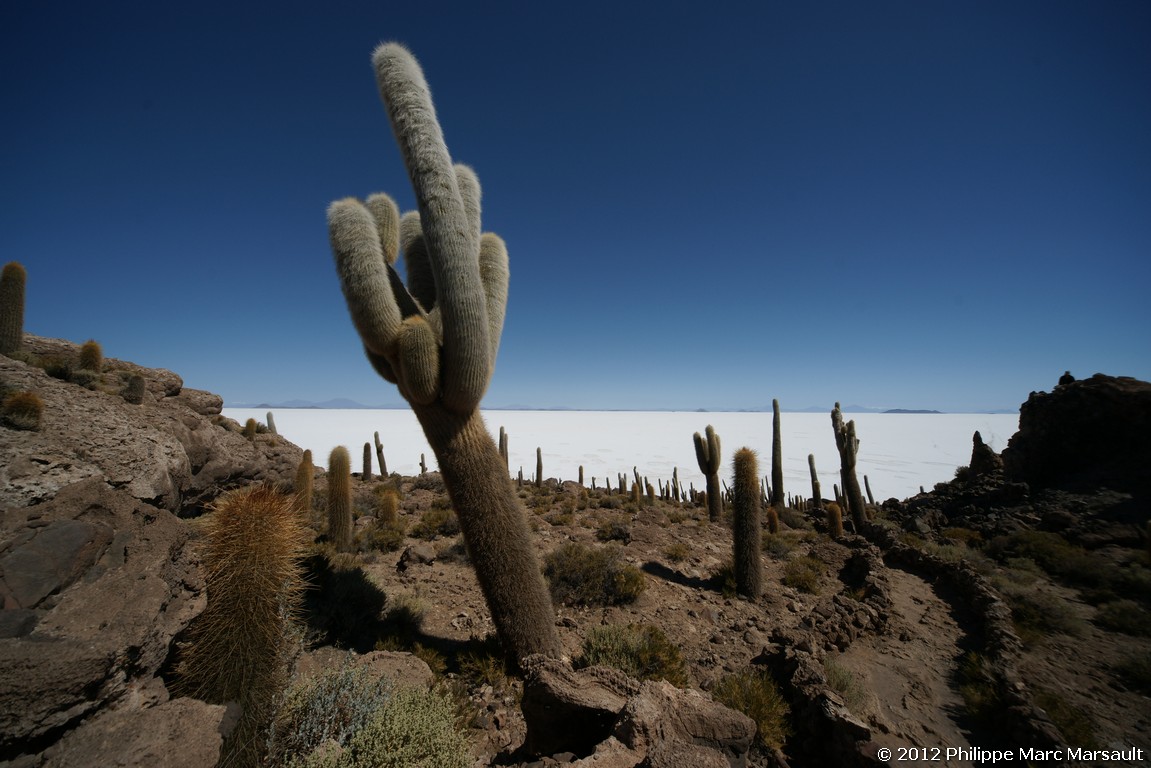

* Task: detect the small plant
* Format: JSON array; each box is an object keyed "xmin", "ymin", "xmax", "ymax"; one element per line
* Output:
[
  {"xmin": 824, "ymin": 658, "xmax": 867, "ymax": 710},
  {"xmin": 375, "ymin": 487, "xmax": 400, "ymax": 522},
  {"xmin": 1115, "ymin": 652, "xmax": 1151, "ymax": 693},
  {"xmin": 382, "ymin": 592, "xmax": 427, "ymax": 643},
  {"xmin": 595, "ymin": 514, "xmax": 632, "ymax": 543},
  {"xmin": 1033, "ymin": 689, "xmax": 1097, "ymax": 748},
  {"xmin": 782, "ymin": 555, "xmax": 823, "ymax": 594},
  {"xmin": 266, "ymin": 661, "xmax": 469, "ymax": 768},
  {"xmin": 663, "ymin": 541, "xmax": 690, "ymax": 563},
  {"xmin": 956, "ymin": 652, "xmax": 1008, "ymax": 730},
  {"xmin": 410, "ymin": 506, "xmax": 460, "ymax": 540},
  {"xmin": 999, "ymin": 587, "xmax": 1085, "ymax": 644},
  {"xmin": 243, "ymin": 417, "xmax": 259, "ymax": 440},
  {"xmin": 369, "ymin": 517, "xmax": 407, "ymax": 553},
  {"xmin": 1094, "ymin": 599, "xmax": 1151, "ymax": 636},
  {"xmin": 576, "ymin": 624, "xmax": 689, "ymax": 687},
  {"xmin": 711, "ymin": 559, "xmax": 738, "ymax": 598},
  {"xmin": 121, "ymin": 373, "xmax": 146, "ymax": 404},
  {"xmin": 543, "ymin": 541, "xmax": 645, "ymax": 607},
  {"xmin": 1, "ymin": 390, "xmax": 43, "ymax": 430},
  {"xmin": 77, "ymin": 339, "xmax": 103, "ymax": 372},
  {"xmin": 710, "ymin": 667, "xmax": 791, "ymax": 750}
]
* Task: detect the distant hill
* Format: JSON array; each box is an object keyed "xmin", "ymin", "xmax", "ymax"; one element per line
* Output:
[{"xmin": 883, "ymin": 409, "xmax": 943, "ymax": 414}]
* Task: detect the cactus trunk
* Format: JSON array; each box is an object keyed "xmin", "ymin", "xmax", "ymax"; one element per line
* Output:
[
  {"xmin": 413, "ymin": 405, "xmax": 560, "ymax": 663},
  {"xmin": 0, "ymin": 262, "xmax": 26, "ymax": 355},
  {"xmin": 732, "ymin": 448, "xmax": 763, "ymax": 599},
  {"xmin": 832, "ymin": 404, "xmax": 868, "ymax": 532},
  {"xmin": 771, "ymin": 399, "xmax": 784, "ymax": 509},
  {"xmin": 327, "ymin": 446, "xmax": 353, "ymax": 552}
]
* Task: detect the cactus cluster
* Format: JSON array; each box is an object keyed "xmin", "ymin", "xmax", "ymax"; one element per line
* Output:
[
  {"xmin": 693, "ymin": 425, "xmax": 723, "ymax": 521},
  {"xmin": 326, "ymin": 43, "xmax": 558, "ymax": 664}
]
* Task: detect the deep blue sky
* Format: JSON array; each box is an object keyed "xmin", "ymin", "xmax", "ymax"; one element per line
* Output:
[{"xmin": 4, "ymin": 1, "xmax": 1148, "ymax": 412}]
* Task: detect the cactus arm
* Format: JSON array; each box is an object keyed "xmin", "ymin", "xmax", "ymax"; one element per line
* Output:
[
  {"xmin": 479, "ymin": 233, "xmax": 509, "ymax": 367},
  {"xmin": 373, "ymin": 43, "xmax": 490, "ymax": 414},
  {"xmin": 328, "ymin": 198, "xmax": 404, "ymax": 358},
  {"xmin": 400, "ymin": 212, "xmax": 438, "ymax": 312},
  {"xmin": 397, "ymin": 316, "xmax": 441, "ymax": 405}
]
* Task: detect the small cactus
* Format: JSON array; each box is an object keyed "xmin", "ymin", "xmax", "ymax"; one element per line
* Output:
[
  {"xmin": 77, "ymin": 339, "xmax": 103, "ymax": 373},
  {"xmin": 294, "ymin": 449, "xmax": 314, "ymax": 514},
  {"xmin": 327, "ymin": 446, "xmax": 353, "ymax": 552},
  {"xmin": 122, "ymin": 373, "xmax": 146, "ymax": 405},
  {"xmin": 732, "ymin": 448, "xmax": 763, "ymax": 599},
  {"xmin": 363, "ymin": 442, "xmax": 373, "ymax": 483},
  {"xmin": 693, "ymin": 425, "xmax": 723, "ymax": 521},
  {"xmin": 0, "ymin": 262, "xmax": 26, "ymax": 355},
  {"xmin": 242, "ymin": 418, "xmax": 258, "ymax": 441},
  {"xmin": 826, "ymin": 501, "xmax": 844, "ymax": 538},
  {"xmin": 174, "ymin": 485, "xmax": 308, "ymax": 768},
  {"xmin": 266, "ymin": 411, "xmax": 278, "ymax": 435}
]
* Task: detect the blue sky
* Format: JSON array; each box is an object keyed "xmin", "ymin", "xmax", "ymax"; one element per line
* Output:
[{"xmin": 4, "ymin": 1, "xmax": 1148, "ymax": 412}]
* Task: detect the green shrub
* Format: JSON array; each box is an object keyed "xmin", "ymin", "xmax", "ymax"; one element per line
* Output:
[
  {"xmin": 410, "ymin": 506, "xmax": 459, "ymax": 540},
  {"xmin": 663, "ymin": 541, "xmax": 690, "ymax": 563},
  {"xmin": 1094, "ymin": 599, "xmax": 1151, "ymax": 636},
  {"xmin": 782, "ymin": 556, "xmax": 823, "ymax": 594},
  {"xmin": 1033, "ymin": 690, "xmax": 1096, "ymax": 748},
  {"xmin": 1, "ymin": 390, "xmax": 42, "ymax": 430},
  {"xmin": 543, "ymin": 542, "xmax": 645, "ymax": 607},
  {"xmin": 823, "ymin": 658, "xmax": 866, "ymax": 710},
  {"xmin": 267, "ymin": 662, "xmax": 469, "ymax": 768},
  {"xmin": 77, "ymin": 339, "xmax": 103, "ymax": 372},
  {"xmin": 595, "ymin": 515, "xmax": 631, "ymax": 543},
  {"xmin": 956, "ymin": 652, "xmax": 1008, "ymax": 728},
  {"xmin": 576, "ymin": 624, "xmax": 688, "ymax": 687},
  {"xmin": 941, "ymin": 527, "xmax": 983, "ymax": 547},
  {"xmin": 1004, "ymin": 588, "xmax": 1086, "ymax": 644},
  {"xmin": 710, "ymin": 668, "xmax": 791, "ymax": 750},
  {"xmin": 368, "ymin": 517, "xmax": 407, "ymax": 553},
  {"xmin": 762, "ymin": 532, "xmax": 801, "ymax": 560}
]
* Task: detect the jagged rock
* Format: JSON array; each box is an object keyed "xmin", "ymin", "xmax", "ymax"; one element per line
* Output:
[
  {"xmin": 397, "ymin": 542, "xmax": 437, "ymax": 571},
  {"xmin": 1002, "ymin": 373, "xmax": 1151, "ymax": 498},
  {"xmin": 968, "ymin": 431, "xmax": 1003, "ymax": 479},
  {"xmin": 0, "ymin": 480, "xmax": 203, "ymax": 753},
  {"xmin": 1, "ymin": 335, "xmax": 303, "ymax": 514},
  {"xmin": 294, "ymin": 647, "xmax": 435, "ymax": 691},
  {"xmin": 520, "ymin": 656, "xmax": 754, "ymax": 768}
]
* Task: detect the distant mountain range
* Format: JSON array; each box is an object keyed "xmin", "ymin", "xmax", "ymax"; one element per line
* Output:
[{"xmin": 226, "ymin": 399, "xmax": 1013, "ymax": 414}]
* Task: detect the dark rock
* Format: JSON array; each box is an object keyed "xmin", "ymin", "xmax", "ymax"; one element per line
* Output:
[
  {"xmin": 968, "ymin": 431, "xmax": 1003, "ymax": 479},
  {"xmin": 397, "ymin": 542, "xmax": 437, "ymax": 571}
]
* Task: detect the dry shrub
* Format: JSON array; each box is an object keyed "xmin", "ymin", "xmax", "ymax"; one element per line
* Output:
[{"xmin": 543, "ymin": 541, "xmax": 645, "ymax": 607}]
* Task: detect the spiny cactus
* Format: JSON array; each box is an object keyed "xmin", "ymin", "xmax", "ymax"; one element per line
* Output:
[
  {"xmin": 174, "ymin": 485, "xmax": 308, "ymax": 768},
  {"xmin": 832, "ymin": 403, "xmax": 868, "ymax": 532},
  {"xmin": 242, "ymin": 417, "xmax": 258, "ymax": 441},
  {"xmin": 536, "ymin": 447, "xmax": 543, "ymax": 489},
  {"xmin": 122, "ymin": 373, "xmax": 146, "ymax": 405},
  {"xmin": 826, "ymin": 500, "xmax": 844, "ymax": 539},
  {"xmin": 327, "ymin": 446, "xmax": 353, "ymax": 552},
  {"xmin": 77, "ymin": 339, "xmax": 103, "ymax": 372},
  {"xmin": 295, "ymin": 449, "xmax": 314, "ymax": 514},
  {"xmin": 266, "ymin": 411, "xmax": 278, "ymax": 435},
  {"xmin": 693, "ymin": 424, "xmax": 723, "ymax": 521},
  {"xmin": 363, "ymin": 442, "xmax": 373, "ymax": 483},
  {"xmin": 732, "ymin": 448, "xmax": 763, "ymax": 599},
  {"xmin": 0, "ymin": 262, "xmax": 26, "ymax": 355},
  {"xmin": 807, "ymin": 453, "xmax": 823, "ymax": 511},
  {"xmin": 498, "ymin": 426, "xmax": 508, "ymax": 470},
  {"xmin": 326, "ymin": 43, "xmax": 558, "ymax": 665},
  {"xmin": 771, "ymin": 399, "xmax": 784, "ymax": 509},
  {"xmin": 374, "ymin": 430, "xmax": 388, "ymax": 475}
]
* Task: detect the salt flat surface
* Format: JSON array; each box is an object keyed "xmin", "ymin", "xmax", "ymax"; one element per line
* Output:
[{"xmin": 224, "ymin": 408, "xmax": 1019, "ymax": 503}]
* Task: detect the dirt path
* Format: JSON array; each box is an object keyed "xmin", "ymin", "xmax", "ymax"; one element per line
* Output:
[{"xmin": 836, "ymin": 567, "xmax": 978, "ymax": 767}]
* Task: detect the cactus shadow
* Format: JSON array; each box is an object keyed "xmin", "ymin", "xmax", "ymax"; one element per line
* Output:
[{"xmin": 641, "ymin": 560, "xmax": 724, "ymax": 594}]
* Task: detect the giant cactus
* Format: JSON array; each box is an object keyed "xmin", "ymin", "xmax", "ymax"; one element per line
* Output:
[
  {"xmin": 732, "ymin": 447, "xmax": 763, "ymax": 599},
  {"xmin": 326, "ymin": 43, "xmax": 558, "ymax": 665},
  {"xmin": 771, "ymin": 398, "xmax": 784, "ymax": 509},
  {"xmin": 831, "ymin": 403, "xmax": 867, "ymax": 532},
  {"xmin": 0, "ymin": 262, "xmax": 25, "ymax": 356},
  {"xmin": 693, "ymin": 424, "xmax": 723, "ymax": 521}
]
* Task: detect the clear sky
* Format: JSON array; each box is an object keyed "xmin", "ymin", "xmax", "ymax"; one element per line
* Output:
[{"xmin": 4, "ymin": 1, "xmax": 1148, "ymax": 413}]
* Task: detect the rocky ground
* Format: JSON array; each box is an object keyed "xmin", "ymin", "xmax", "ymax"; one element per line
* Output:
[{"xmin": 3, "ymin": 342, "xmax": 1149, "ymax": 767}]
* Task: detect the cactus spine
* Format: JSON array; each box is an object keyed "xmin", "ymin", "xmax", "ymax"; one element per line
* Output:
[
  {"xmin": 732, "ymin": 448, "xmax": 763, "ymax": 599},
  {"xmin": 771, "ymin": 399, "xmax": 784, "ymax": 509},
  {"xmin": 832, "ymin": 403, "xmax": 868, "ymax": 532},
  {"xmin": 362, "ymin": 442, "xmax": 373, "ymax": 482},
  {"xmin": 174, "ymin": 485, "xmax": 307, "ymax": 768},
  {"xmin": 374, "ymin": 430, "xmax": 388, "ymax": 475},
  {"xmin": 0, "ymin": 262, "xmax": 26, "ymax": 355},
  {"xmin": 693, "ymin": 425, "xmax": 723, "ymax": 521},
  {"xmin": 327, "ymin": 446, "xmax": 353, "ymax": 552},
  {"xmin": 326, "ymin": 43, "xmax": 558, "ymax": 665}
]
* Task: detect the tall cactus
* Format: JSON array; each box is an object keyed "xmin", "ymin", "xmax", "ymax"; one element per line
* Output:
[
  {"xmin": 732, "ymin": 448, "xmax": 763, "ymax": 599},
  {"xmin": 327, "ymin": 446, "xmax": 353, "ymax": 552},
  {"xmin": 693, "ymin": 424, "xmax": 723, "ymax": 521},
  {"xmin": 831, "ymin": 403, "xmax": 867, "ymax": 532},
  {"xmin": 374, "ymin": 430, "xmax": 388, "ymax": 476},
  {"xmin": 295, "ymin": 449, "xmax": 314, "ymax": 514},
  {"xmin": 807, "ymin": 453, "xmax": 823, "ymax": 511},
  {"xmin": 536, "ymin": 447, "xmax": 543, "ymax": 489},
  {"xmin": 771, "ymin": 398, "xmax": 784, "ymax": 509},
  {"xmin": 326, "ymin": 43, "xmax": 558, "ymax": 664},
  {"xmin": 0, "ymin": 262, "xmax": 26, "ymax": 355},
  {"xmin": 362, "ymin": 442, "xmax": 373, "ymax": 483}
]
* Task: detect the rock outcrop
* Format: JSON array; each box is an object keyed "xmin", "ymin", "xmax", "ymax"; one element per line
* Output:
[
  {"xmin": 0, "ymin": 336, "xmax": 306, "ymax": 765},
  {"xmin": 1, "ymin": 335, "xmax": 303, "ymax": 513},
  {"xmin": 1001, "ymin": 373, "xmax": 1151, "ymax": 498}
]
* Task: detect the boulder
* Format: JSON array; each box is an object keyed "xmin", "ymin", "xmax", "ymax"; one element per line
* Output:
[{"xmin": 0, "ymin": 479, "xmax": 204, "ymax": 753}]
